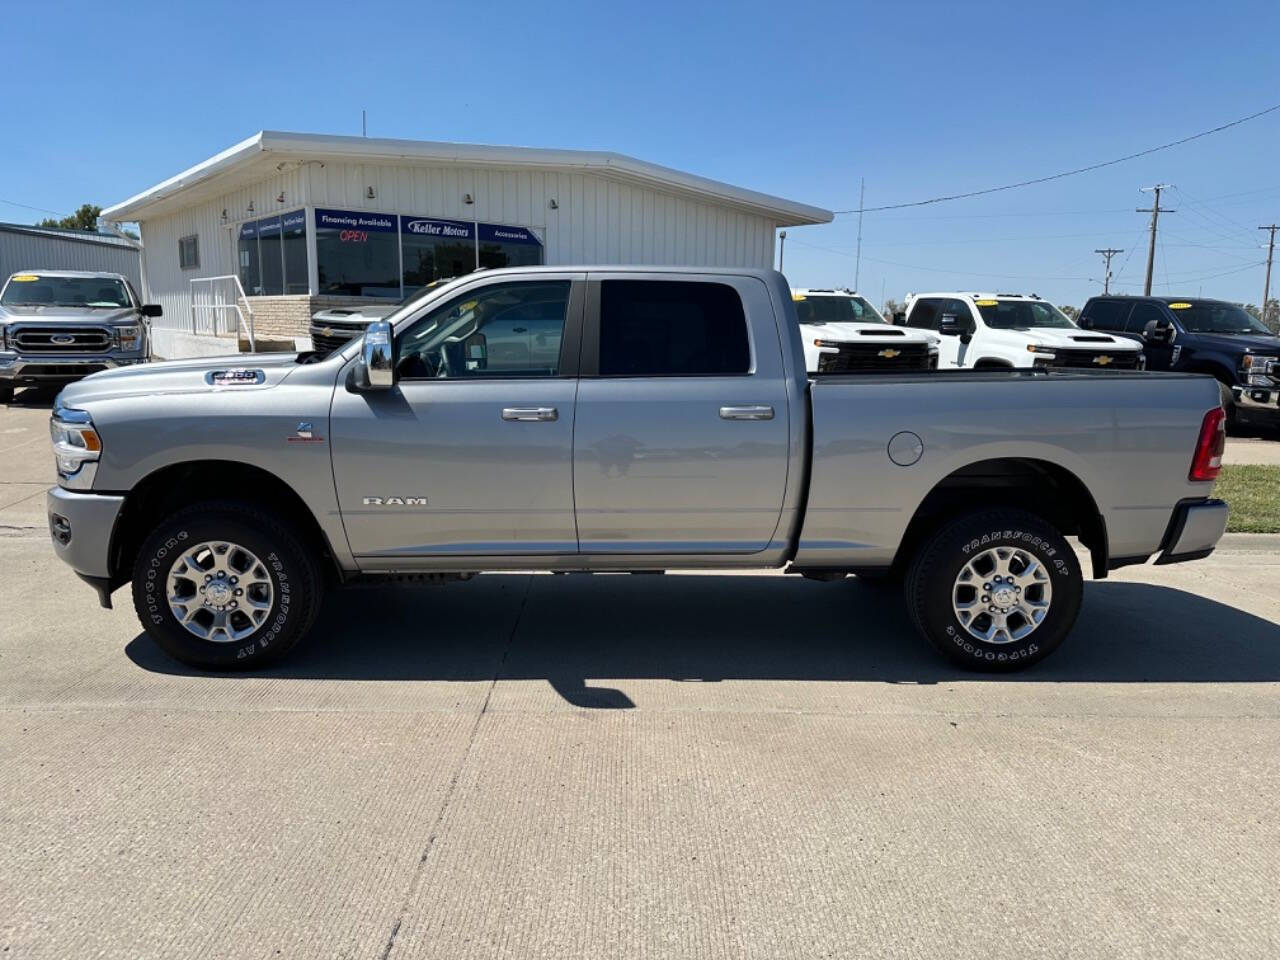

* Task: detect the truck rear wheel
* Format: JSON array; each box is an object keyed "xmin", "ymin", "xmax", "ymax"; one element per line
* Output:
[
  {"xmin": 905, "ymin": 509, "xmax": 1082, "ymax": 671},
  {"xmin": 130, "ymin": 501, "xmax": 322, "ymax": 670}
]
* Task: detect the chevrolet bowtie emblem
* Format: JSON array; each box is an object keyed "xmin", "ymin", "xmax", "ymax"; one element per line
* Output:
[
  {"xmin": 1093, "ymin": 355, "xmax": 1113, "ymax": 366},
  {"xmin": 878, "ymin": 348, "xmax": 901, "ymax": 359},
  {"xmin": 321, "ymin": 327, "xmax": 333, "ymax": 338}
]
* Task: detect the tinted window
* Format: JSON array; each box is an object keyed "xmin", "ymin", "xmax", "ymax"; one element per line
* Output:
[
  {"xmin": 397, "ymin": 281, "xmax": 570, "ymax": 379},
  {"xmin": 794, "ymin": 294, "xmax": 884, "ymax": 324},
  {"xmin": 599, "ymin": 280, "xmax": 750, "ymax": 377},
  {"xmin": 1165, "ymin": 300, "xmax": 1271, "ymax": 334},
  {"xmin": 314, "ymin": 209, "xmax": 401, "ymax": 298},
  {"xmin": 976, "ymin": 299, "xmax": 1073, "ymax": 329},
  {"xmin": 1129, "ymin": 302, "xmax": 1169, "ymax": 334},
  {"xmin": 1, "ymin": 274, "xmax": 130, "ymax": 307},
  {"xmin": 1081, "ymin": 299, "xmax": 1131, "ymax": 332},
  {"xmin": 178, "ymin": 235, "xmax": 199, "ymax": 270},
  {"xmin": 907, "ymin": 298, "xmax": 943, "ymax": 330}
]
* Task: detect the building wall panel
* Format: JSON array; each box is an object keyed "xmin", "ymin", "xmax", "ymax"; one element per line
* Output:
[
  {"xmin": 136, "ymin": 160, "xmax": 778, "ymax": 336},
  {"xmin": 0, "ymin": 230, "xmax": 141, "ymax": 290}
]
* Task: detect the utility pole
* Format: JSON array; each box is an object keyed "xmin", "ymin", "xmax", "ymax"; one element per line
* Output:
[
  {"xmin": 1260, "ymin": 224, "xmax": 1278, "ymax": 324},
  {"xmin": 1138, "ymin": 185, "xmax": 1174, "ymax": 296},
  {"xmin": 1094, "ymin": 247, "xmax": 1123, "ymax": 294},
  {"xmin": 854, "ymin": 177, "xmax": 865, "ymax": 291},
  {"xmin": 777, "ymin": 231, "xmax": 787, "ymax": 272}
]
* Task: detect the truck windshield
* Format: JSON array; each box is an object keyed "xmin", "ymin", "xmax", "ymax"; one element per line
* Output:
[
  {"xmin": 793, "ymin": 294, "xmax": 884, "ymax": 325},
  {"xmin": 1167, "ymin": 301, "xmax": 1272, "ymax": 334},
  {"xmin": 976, "ymin": 300, "xmax": 1074, "ymax": 329},
  {"xmin": 1, "ymin": 274, "xmax": 131, "ymax": 308}
]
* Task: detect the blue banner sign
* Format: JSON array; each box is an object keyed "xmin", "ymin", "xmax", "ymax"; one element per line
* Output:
[
  {"xmin": 478, "ymin": 222, "xmax": 542, "ymax": 246},
  {"xmin": 315, "ymin": 208, "xmax": 397, "ymax": 233},
  {"xmin": 400, "ymin": 216, "xmax": 475, "ymax": 240},
  {"xmin": 239, "ymin": 220, "xmax": 257, "ymax": 239},
  {"xmin": 281, "ymin": 209, "xmax": 306, "ymax": 231},
  {"xmin": 257, "ymin": 216, "xmax": 282, "ymax": 237}
]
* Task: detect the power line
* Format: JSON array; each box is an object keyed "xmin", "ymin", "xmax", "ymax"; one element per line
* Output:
[
  {"xmin": 832, "ymin": 102, "xmax": 1280, "ymax": 215},
  {"xmin": 1260, "ymin": 224, "xmax": 1278, "ymax": 315},
  {"xmin": 0, "ymin": 197, "xmax": 67, "ymax": 218}
]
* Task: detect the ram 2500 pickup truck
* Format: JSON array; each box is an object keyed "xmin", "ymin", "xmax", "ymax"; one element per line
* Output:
[
  {"xmin": 0, "ymin": 271, "xmax": 158, "ymax": 401},
  {"xmin": 46, "ymin": 266, "xmax": 1229, "ymax": 672}
]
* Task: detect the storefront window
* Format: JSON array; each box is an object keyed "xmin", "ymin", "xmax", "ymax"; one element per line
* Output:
[
  {"xmin": 314, "ymin": 208, "xmax": 400, "ymax": 298},
  {"xmin": 401, "ymin": 217, "xmax": 475, "ymax": 288},
  {"xmin": 478, "ymin": 223, "xmax": 544, "ymax": 270},
  {"xmin": 258, "ymin": 216, "xmax": 284, "ymax": 295},
  {"xmin": 282, "ymin": 210, "xmax": 308, "ymax": 293},
  {"xmin": 237, "ymin": 221, "xmax": 261, "ymax": 295}
]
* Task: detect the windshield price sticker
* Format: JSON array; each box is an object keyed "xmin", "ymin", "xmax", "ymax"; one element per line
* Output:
[
  {"xmin": 1169, "ymin": 302, "xmax": 1193, "ymax": 309},
  {"xmin": 11, "ymin": 275, "xmax": 39, "ymax": 282},
  {"xmin": 975, "ymin": 299, "xmax": 999, "ymax": 306}
]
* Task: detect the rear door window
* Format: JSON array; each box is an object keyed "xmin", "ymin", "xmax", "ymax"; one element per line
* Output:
[
  {"xmin": 598, "ymin": 280, "xmax": 750, "ymax": 376},
  {"xmin": 1128, "ymin": 302, "xmax": 1169, "ymax": 334},
  {"xmin": 907, "ymin": 298, "xmax": 943, "ymax": 330},
  {"xmin": 1082, "ymin": 299, "xmax": 1132, "ymax": 332}
]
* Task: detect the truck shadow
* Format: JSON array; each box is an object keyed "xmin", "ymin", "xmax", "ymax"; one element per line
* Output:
[{"xmin": 125, "ymin": 574, "xmax": 1280, "ymax": 705}]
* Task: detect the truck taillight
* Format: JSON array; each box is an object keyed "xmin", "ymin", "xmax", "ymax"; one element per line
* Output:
[{"xmin": 1189, "ymin": 407, "xmax": 1226, "ymax": 482}]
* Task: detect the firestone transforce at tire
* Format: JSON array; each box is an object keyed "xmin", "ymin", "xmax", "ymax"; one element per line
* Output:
[
  {"xmin": 905, "ymin": 509, "xmax": 1083, "ymax": 671},
  {"xmin": 131, "ymin": 502, "xmax": 321, "ymax": 670}
]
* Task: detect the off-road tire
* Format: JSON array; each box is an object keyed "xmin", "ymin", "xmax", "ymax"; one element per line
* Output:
[
  {"xmin": 905, "ymin": 509, "xmax": 1082, "ymax": 671},
  {"xmin": 131, "ymin": 501, "xmax": 321, "ymax": 670}
]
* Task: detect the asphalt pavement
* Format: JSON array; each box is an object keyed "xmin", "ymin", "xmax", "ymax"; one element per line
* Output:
[{"xmin": 2, "ymin": 389, "xmax": 1278, "ymax": 959}]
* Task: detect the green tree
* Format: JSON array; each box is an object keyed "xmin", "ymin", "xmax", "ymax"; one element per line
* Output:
[
  {"xmin": 882, "ymin": 298, "xmax": 904, "ymax": 321},
  {"xmin": 1059, "ymin": 304, "xmax": 1080, "ymax": 321},
  {"xmin": 36, "ymin": 203, "xmax": 102, "ymax": 232}
]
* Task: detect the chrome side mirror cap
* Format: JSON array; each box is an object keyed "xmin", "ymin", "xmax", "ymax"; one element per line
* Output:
[{"xmin": 355, "ymin": 320, "xmax": 395, "ymax": 390}]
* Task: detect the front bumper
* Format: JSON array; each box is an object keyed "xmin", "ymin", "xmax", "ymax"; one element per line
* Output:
[
  {"xmin": 47, "ymin": 486, "xmax": 124, "ymax": 583},
  {"xmin": 0, "ymin": 352, "xmax": 147, "ymax": 385},
  {"xmin": 1155, "ymin": 498, "xmax": 1229, "ymax": 565},
  {"xmin": 1232, "ymin": 384, "xmax": 1280, "ymax": 423}
]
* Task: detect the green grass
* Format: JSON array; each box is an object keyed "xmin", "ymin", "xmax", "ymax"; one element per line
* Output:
[{"xmin": 1215, "ymin": 465, "xmax": 1280, "ymax": 533}]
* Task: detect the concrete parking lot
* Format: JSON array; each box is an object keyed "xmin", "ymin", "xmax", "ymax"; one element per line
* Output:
[{"xmin": 2, "ymin": 390, "xmax": 1279, "ymax": 959}]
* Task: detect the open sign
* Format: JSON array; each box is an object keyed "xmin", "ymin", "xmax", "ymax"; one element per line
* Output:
[{"xmin": 340, "ymin": 230, "xmax": 369, "ymax": 243}]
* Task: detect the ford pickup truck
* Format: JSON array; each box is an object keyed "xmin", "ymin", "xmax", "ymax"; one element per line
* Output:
[
  {"xmin": 0, "ymin": 270, "xmax": 158, "ymax": 400},
  {"xmin": 45, "ymin": 266, "xmax": 1229, "ymax": 672}
]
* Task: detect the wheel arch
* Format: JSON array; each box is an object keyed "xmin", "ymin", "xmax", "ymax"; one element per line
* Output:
[
  {"xmin": 973, "ymin": 357, "xmax": 1015, "ymax": 369},
  {"xmin": 108, "ymin": 459, "xmax": 343, "ymax": 590},
  {"xmin": 893, "ymin": 457, "xmax": 1108, "ymax": 578}
]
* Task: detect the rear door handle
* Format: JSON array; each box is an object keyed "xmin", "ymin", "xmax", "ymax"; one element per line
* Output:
[
  {"xmin": 502, "ymin": 406, "xmax": 558, "ymax": 422},
  {"xmin": 719, "ymin": 404, "xmax": 775, "ymax": 421}
]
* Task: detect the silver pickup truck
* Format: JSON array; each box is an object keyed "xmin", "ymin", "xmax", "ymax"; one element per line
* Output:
[
  {"xmin": 45, "ymin": 266, "xmax": 1229, "ymax": 672},
  {"xmin": 0, "ymin": 270, "xmax": 158, "ymax": 400}
]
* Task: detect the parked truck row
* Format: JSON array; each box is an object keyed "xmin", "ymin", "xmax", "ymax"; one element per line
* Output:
[{"xmin": 44, "ymin": 266, "xmax": 1230, "ymax": 674}]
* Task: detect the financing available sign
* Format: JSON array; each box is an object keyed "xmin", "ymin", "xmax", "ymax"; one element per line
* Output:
[{"xmin": 314, "ymin": 209, "xmax": 397, "ymax": 232}]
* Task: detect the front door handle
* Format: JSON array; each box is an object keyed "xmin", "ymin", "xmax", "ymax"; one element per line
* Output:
[
  {"xmin": 719, "ymin": 404, "xmax": 774, "ymax": 421},
  {"xmin": 502, "ymin": 406, "xmax": 559, "ymax": 422}
]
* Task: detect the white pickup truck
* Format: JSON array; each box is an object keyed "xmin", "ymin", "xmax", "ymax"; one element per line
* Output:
[
  {"xmin": 901, "ymin": 292, "xmax": 1144, "ymax": 371},
  {"xmin": 793, "ymin": 288, "xmax": 937, "ymax": 372}
]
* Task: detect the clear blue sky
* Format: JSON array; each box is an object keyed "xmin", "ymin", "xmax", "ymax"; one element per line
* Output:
[{"xmin": 5, "ymin": 0, "xmax": 1278, "ymax": 308}]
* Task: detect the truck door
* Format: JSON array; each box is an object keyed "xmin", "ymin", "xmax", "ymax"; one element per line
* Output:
[
  {"xmin": 1127, "ymin": 302, "xmax": 1177, "ymax": 370},
  {"xmin": 329, "ymin": 274, "xmax": 585, "ymax": 560},
  {"xmin": 572, "ymin": 274, "xmax": 790, "ymax": 554},
  {"xmin": 908, "ymin": 297, "xmax": 965, "ymax": 367}
]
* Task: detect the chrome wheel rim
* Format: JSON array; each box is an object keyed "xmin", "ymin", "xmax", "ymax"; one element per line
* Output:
[
  {"xmin": 166, "ymin": 540, "xmax": 275, "ymax": 643},
  {"xmin": 952, "ymin": 546, "xmax": 1052, "ymax": 645}
]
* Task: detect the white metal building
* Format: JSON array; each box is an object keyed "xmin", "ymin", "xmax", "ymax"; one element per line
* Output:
[
  {"xmin": 0, "ymin": 223, "xmax": 141, "ymax": 289},
  {"xmin": 101, "ymin": 130, "xmax": 831, "ymax": 357}
]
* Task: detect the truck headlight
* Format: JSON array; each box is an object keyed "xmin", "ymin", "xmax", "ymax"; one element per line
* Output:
[
  {"xmin": 812, "ymin": 339, "xmax": 843, "ymax": 349},
  {"xmin": 114, "ymin": 324, "xmax": 143, "ymax": 352},
  {"xmin": 1241, "ymin": 354, "xmax": 1276, "ymax": 386},
  {"xmin": 1026, "ymin": 345, "xmax": 1056, "ymax": 355},
  {"xmin": 49, "ymin": 406, "xmax": 101, "ymax": 489}
]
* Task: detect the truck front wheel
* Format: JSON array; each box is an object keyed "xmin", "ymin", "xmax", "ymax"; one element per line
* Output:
[
  {"xmin": 905, "ymin": 509, "xmax": 1082, "ymax": 671},
  {"xmin": 130, "ymin": 501, "xmax": 322, "ymax": 670}
]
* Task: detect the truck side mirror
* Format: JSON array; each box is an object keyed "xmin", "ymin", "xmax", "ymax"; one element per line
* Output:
[
  {"xmin": 1143, "ymin": 320, "xmax": 1174, "ymax": 345},
  {"xmin": 1076, "ymin": 315, "xmax": 1092, "ymax": 329},
  {"xmin": 354, "ymin": 320, "xmax": 395, "ymax": 390},
  {"xmin": 892, "ymin": 311, "xmax": 907, "ymax": 326},
  {"xmin": 141, "ymin": 304, "xmax": 163, "ymax": 318}
]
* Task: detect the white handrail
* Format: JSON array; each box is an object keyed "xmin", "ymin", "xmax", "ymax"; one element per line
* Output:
[{"xmin": 189, "ymin": 275, "xmax": 256, "ymax": 351}]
